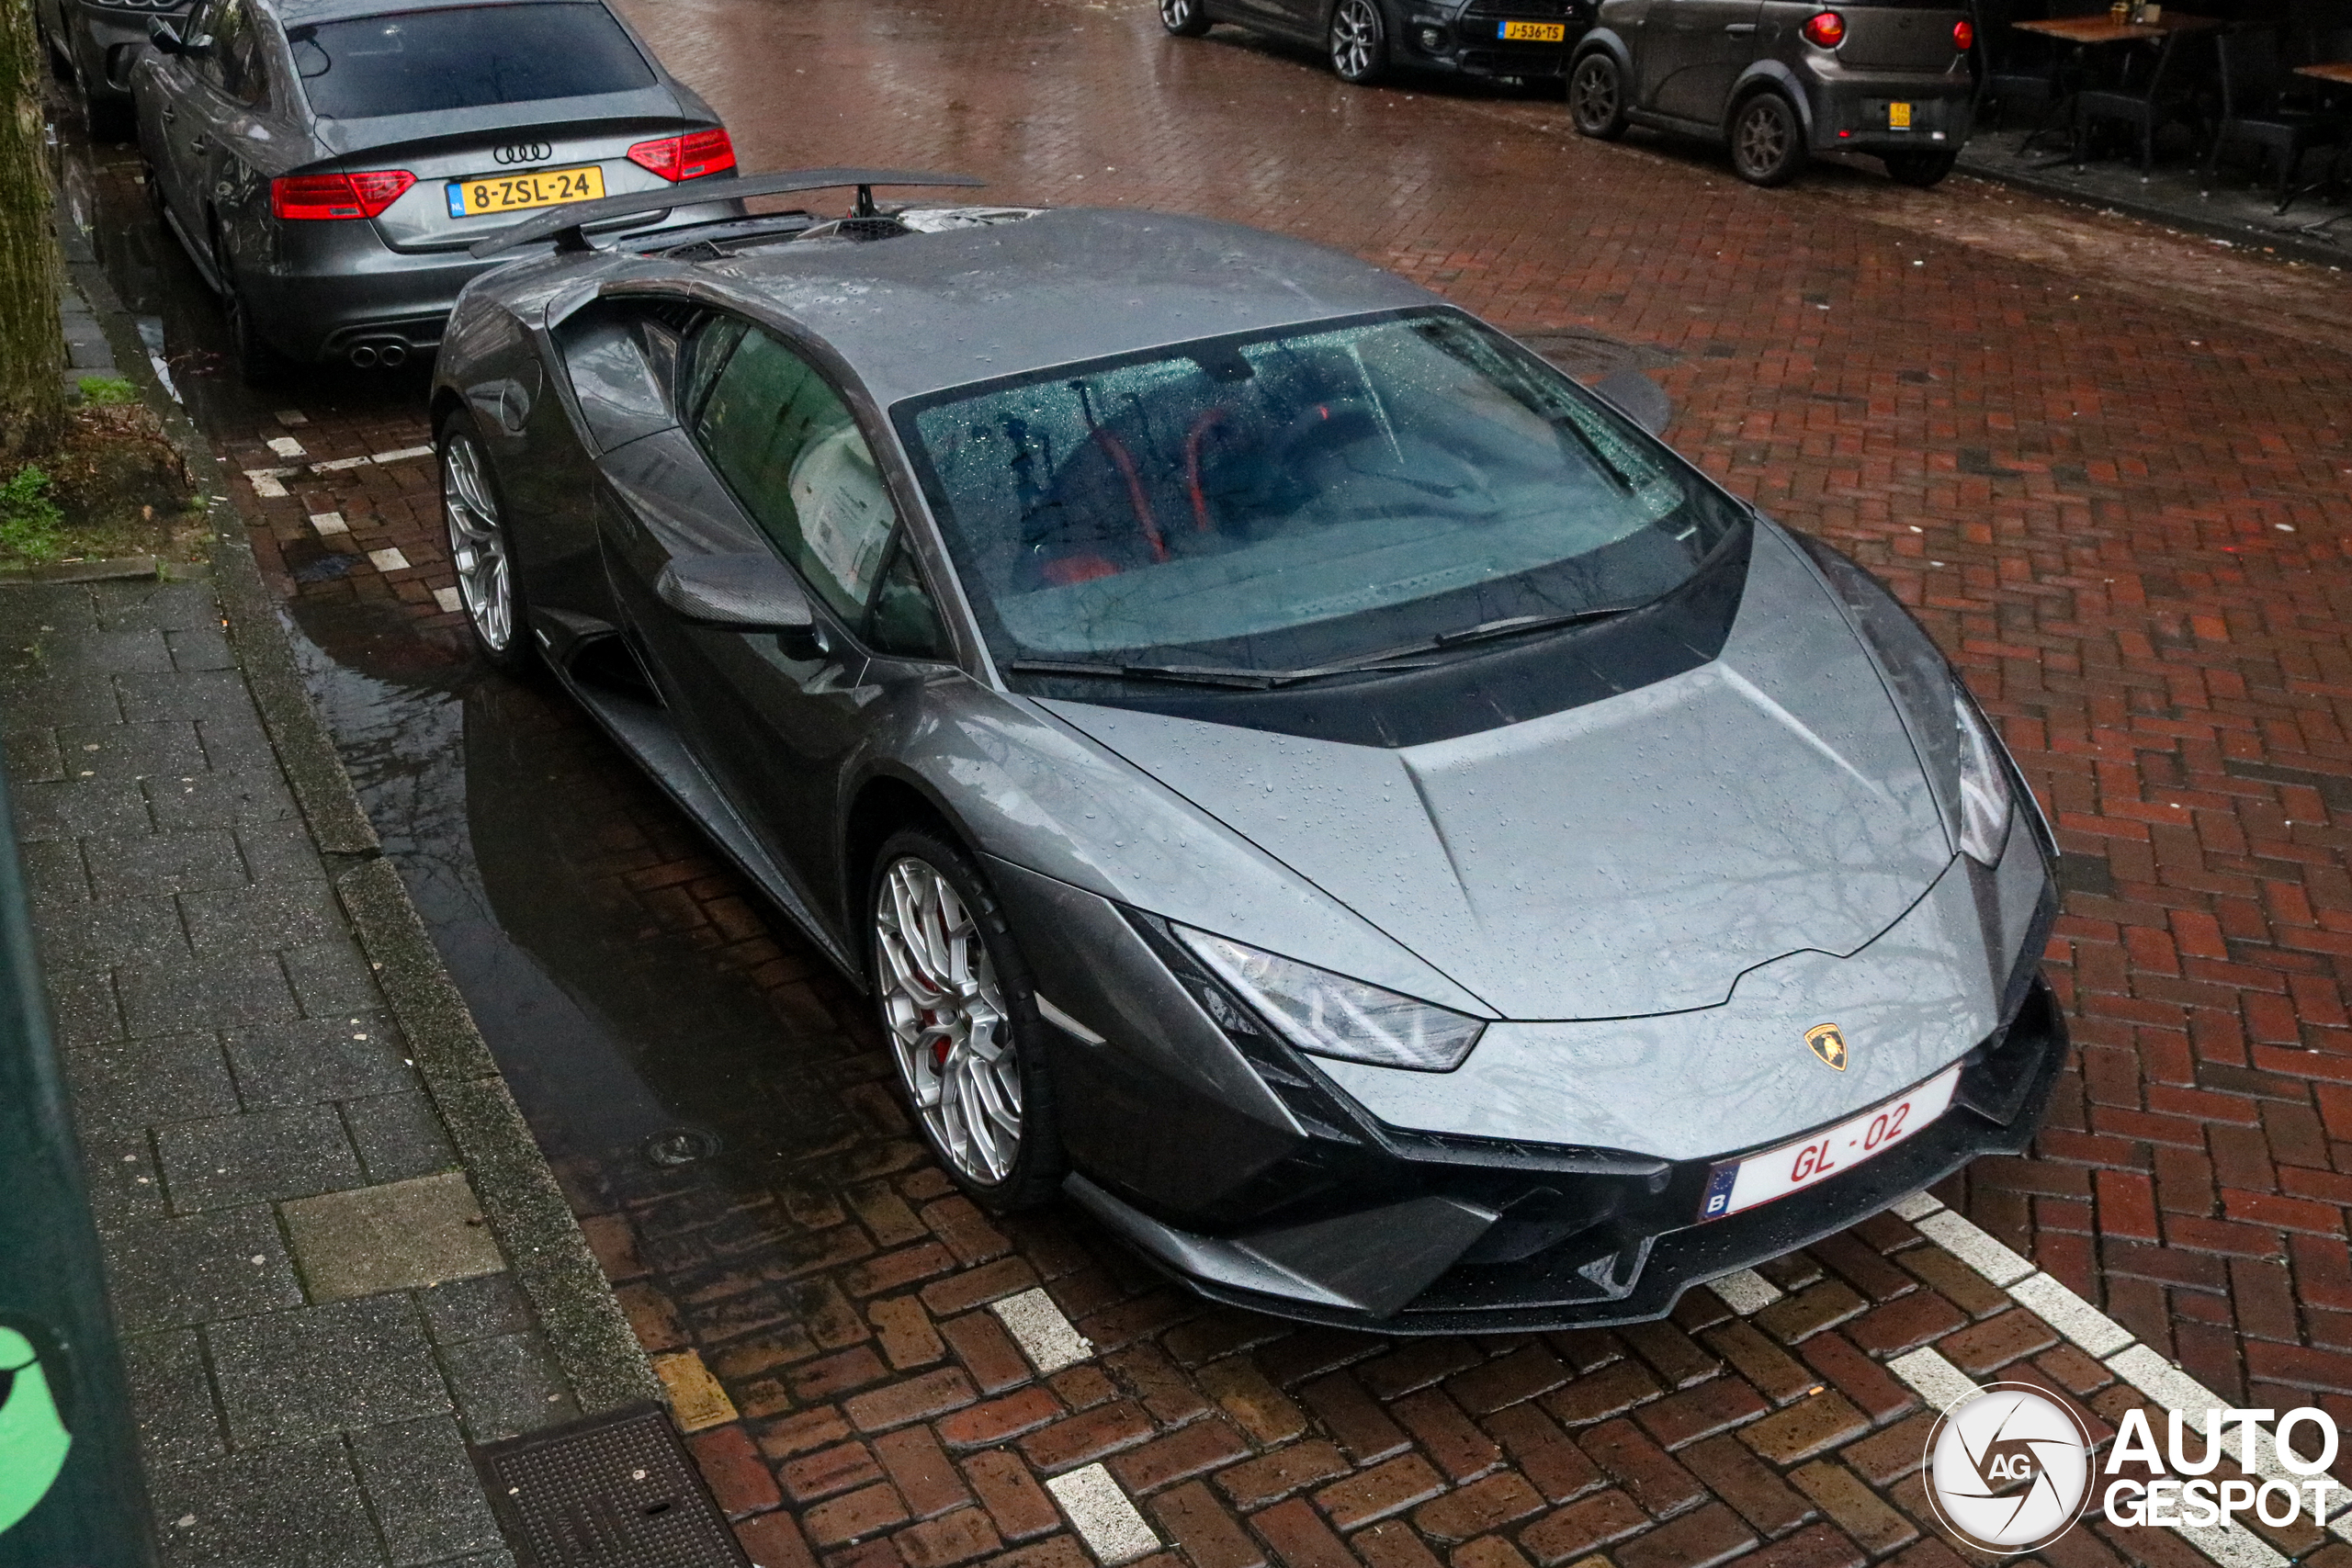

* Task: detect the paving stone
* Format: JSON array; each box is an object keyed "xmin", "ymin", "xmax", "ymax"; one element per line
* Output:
[
  {"xmin": 344, "ymin": 1089, "xmax": 459, "ymax": 1181},
  {"xmin": 55, "ymin": 719, "xmax": 209, "ymax": 780},
  {"xmin": 63, "ymin": 1031, "xmax": 238, "ymax": 1129},
  {"xmin": 147, "ymin": 767, "xmax": 302, "ymax": 832},
  {"xmin": 166, "ymin": 623, "xmax": 236, "ymax": 671},
  {"xmin": 120, "ymin": 1326, "xmax": 225, "ymax": 1467},
  {"xmin": 222, "ymin": 1013, "xmax": 412, "ymax": 1106},
  {"xmin": 438, "ymin": 1327, "xmax": 578, "ymax": 1441},
  {"xmin": 81, "ymin": 1125, "xmax": 169, "ymax": 1232},
  {"xmin": 232, "ymin": 818, "xmax": 331, "ymax": 884},
  {"xmin": 0, "ymin": 671, "xmax": 123, "ymax": 728},
  {"xmin": 20, "ymin": 836, "xmax": 90, "ymax": 898},
  {"xmin": 350, "ymin": 1414, "xmax": 507, "ymax": 1564},
  {"xmin": 102, "ymin": 1206, "xmax": 305, "ymax": 1332},
  {"xmin": 283, "ymin": 1170, "xmax": 503, "ymax": 1301},
  {"xmin": 418, "ymin": 1270, "xmax": 536, "ymax": 1347},
  {"xmin": 9, "ymin": 775, "xmax": 152, "ymax": 841},
  {"xmin": 208, "ymin": 1294, "xmax": 450, "ymax": 1446},
  {"xmin": 35, "ymin": 892, "xmax": 189, "ymax": 969},
  {"xmin": 180, "ymin": 879, "xmax": 346, "ymax": 953},
  {"xmin": 155, "ymin": 1102, "xmax": 363, "ymax": 1211},
  {"xmin": 117, "ymin": 947, "xmax": 301, "ymax": 1036},
  {"xmin": 83, "ymin": 828, "xmax": 249, "ymax": 902},
  {"xmin": 115, "ymin": 668, "xmax": 259, "ymax": 725},
  {"xmin": 146, "ymin": 1437, "xmax": 379, "ymax": 1568}
]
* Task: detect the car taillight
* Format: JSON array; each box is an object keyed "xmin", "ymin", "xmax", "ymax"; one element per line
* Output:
[
  {"xmin": 1952, "ymin": 17, "xmax": 1973, "ymax": 47},
  {"xmin": 1802, "ymin": 10, "xmax": 1844, "ymax": 47},
  {"xmin": 270, "ymin": 170, "xmax": 414, "ymax": 220},
  {"xmin": 626, "ymin": 128, "xmax": 736, "ymax": 183}
]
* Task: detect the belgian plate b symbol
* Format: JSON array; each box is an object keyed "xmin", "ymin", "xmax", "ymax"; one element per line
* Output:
[{"xmin": 1806, "ymin": 1023, "xmax": 1849, "ymax": 1071}]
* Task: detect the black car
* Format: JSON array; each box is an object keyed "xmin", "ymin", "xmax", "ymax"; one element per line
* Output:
[
  {"xmin": 1159, "ymin": 0, "xmax": 1589, "ymax": 86},
  {"xmin": 129, "ymin": 0, "xmax": 741, "ymax": 380},
  {"xmin": 36, "ymin": 0, "xmax": 192, "ymax": 138},
  {"xmin": 1567, "ymin": 0, "xmax": 1976, "ymax": 186}
]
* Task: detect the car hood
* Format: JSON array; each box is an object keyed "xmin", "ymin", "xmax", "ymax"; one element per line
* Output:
[{"xmin": 1040, "ymin": 525, "xmax": 1952, "ymax": 1021}]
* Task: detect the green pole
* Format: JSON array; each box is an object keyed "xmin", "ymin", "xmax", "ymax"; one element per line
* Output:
[{"xmin": 0, "ymin": 739, "xmax": 155, "ymax": 1567}]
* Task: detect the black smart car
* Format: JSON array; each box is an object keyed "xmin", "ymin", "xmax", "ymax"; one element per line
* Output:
[
  {"xmin": 1159, "ymin": 0, "xmax": 1589, "ymax": 87},
  {"xmin": 1567, "ymin": 0, "xmax": 1976, "ymax": 186}
]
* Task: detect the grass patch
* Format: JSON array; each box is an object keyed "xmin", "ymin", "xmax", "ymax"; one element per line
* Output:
[
  {"xmin": 76, "ymin": 377, "xmax": 141, "ymax": 407},
  {"xmin": 0, "ymin": 467, "xmax": 66, "ymax": 562}
]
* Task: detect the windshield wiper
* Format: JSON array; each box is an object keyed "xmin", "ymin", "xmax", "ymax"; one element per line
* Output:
[
  {"xmin": 1008, "ymin": 658, "xmax": 1304, "ymax": 690},
  {"xmin": 1430, "ymin": 604, "xmax": 1640, "ymax": 649}
]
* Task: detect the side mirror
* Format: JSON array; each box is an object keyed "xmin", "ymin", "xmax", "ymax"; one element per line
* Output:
[
  {"xmin": 148, "ymin": 18, "xmax": 185, "ymax": 51},
  {"xmin": 654, "ymin": 554, "xmax": 831, "ymax": 657},
  {"xmin": 1592, "ymin": 369, "xmax": 1672, "ymax": 437}
]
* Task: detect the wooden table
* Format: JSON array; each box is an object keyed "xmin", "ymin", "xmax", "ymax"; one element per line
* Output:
[
  {"xmin": 2007, "ymin": 13, "xmax": 2222, "ymax": 164},
  {"xmin": 2009, "ymin": 13, "xmax": 2221, "ymax": 45},
  {"xmin": 2294, "ymin": 62, "xmax": 2352, "ymax": 85}
]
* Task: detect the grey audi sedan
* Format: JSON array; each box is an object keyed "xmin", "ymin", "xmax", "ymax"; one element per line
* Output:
[
  {"xmin": 129, "ymin": 0, "xmax": 740, "ymax": 379},
  {"xmin": 430, "ymin": 172, "xmax": 2064, "ymax": 1331}
]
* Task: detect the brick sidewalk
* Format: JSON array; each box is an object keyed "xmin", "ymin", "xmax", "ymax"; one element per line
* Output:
[{"xmin": 46, "ymin": 0, "xmax": 2352, "ymax": 1561}]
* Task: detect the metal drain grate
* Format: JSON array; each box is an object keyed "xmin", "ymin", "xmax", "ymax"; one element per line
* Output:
[{"xmin": 471, "ymin": 1402, "xmax": 750, "ymax": 1568}]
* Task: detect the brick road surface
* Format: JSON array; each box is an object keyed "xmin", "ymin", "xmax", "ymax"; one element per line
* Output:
[{"xmin": 66, "ymin": 0, "xmax": 2352, "ymax": 1560}]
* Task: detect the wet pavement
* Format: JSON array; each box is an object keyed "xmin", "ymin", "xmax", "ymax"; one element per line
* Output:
[{"xmin": 41, "ymin": 0, "xmax": 2352, "ymax": 1562}]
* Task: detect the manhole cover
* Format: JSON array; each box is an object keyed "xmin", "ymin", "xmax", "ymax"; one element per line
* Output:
[{"xmin": 471, "ymin": 1402, "xmax": 748, "ymax": 1568}]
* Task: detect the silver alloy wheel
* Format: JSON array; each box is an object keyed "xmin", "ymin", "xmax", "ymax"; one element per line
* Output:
[
  {"xmin": 442, "ymin": 433, "xmax": 514, "ymax": 652},
  {"xmin": 1330, "ymin": 0, "xmax": 1380, "ymax": 78},
  {"xmin": 875, "ymin": 856, "xmax": 1023, "ymax": 1185},
  {"xmin": 1161, "ymin": 0, "xmax": 1196, "ymax": 27},
  {"xmin": 1735, "ymin": 98, "xmax": 1792, "ymax": 177}
]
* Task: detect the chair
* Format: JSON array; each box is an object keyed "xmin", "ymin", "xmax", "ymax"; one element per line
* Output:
[
  {"xmin": 1973, "ymin": 0, "xmax": 2062, "ymax": 134},
  {"xmin": 2203, "ymin": 28, "xmax": 2346, "ymax": 209},
  {"xmin": 2074, "ymin": 28, "xmax": 2202, "ymax": 173}
]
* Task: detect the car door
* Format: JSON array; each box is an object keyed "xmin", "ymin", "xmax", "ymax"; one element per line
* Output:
[
  {"xmin": 140, "ymin": 0, "xmax": 217, "ymax": 243},
  {"xmin": 601, "ymin": 315, "xmax": 958, "ymax": 923},
  {"xmin": 1640, "ymin": 0, "xmax": 1762, "ymax": 122},
  {"xmin": 180, "ymin": 0, "xmax": 270, "ymax": 271}
]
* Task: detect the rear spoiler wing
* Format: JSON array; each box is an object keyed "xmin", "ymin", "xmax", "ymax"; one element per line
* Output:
[{"xmin": 469, "ymin": 166, "xmax": 988, "ymax": 258}]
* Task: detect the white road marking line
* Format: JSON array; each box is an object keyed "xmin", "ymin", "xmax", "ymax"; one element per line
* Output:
[
  {"xmin": 312, "ymin": 456, "xmax": 372, "ymax": 472},
  {"xmin": 433, "ymin": 587, "xmax": 462, "ymax": 615},
  {"xmin": 1891, "ymin": 1190, "xmax": 1943, "ymax": 1222},
  {"xmin": 1045, "ymin": 1464, "xmax": 1159, "ymax": 1564},
  {"xmin": 308, "ymin": 512, "xmax": 347, "ymax": 536},
  {"xmin": 273, "ymin": 408, "xmax": 308, "ymax": 427},
  {"xmin": 266, "ymin": 435, "xmax": 306, "ymax": 458},
  {"xmin": 1887, "ymin": 1345, "xmax": 1980, "ymax": 1412},
  {"xmin": 243, "ymin": 467, "xmax": 293, "ymax": 498},
  {"xmin": 2007, "ymin": 1271, "xmax": 2133, "ymax": 1359},
  {"xmin": 1912, "ymin": 1206, "xmax": 2035, "ymax": 1287},
  {"xmin": 370, "ymin": 445, "xmax": 435, "ymax": 465},
  {"xmin": 991, "ymin": 1287, "xmax": 1092, "ymax": 1375},
  {"xmin": 367, "ymin": 548, "xmax": 411, "ymax": 572},
  {"xmin": 1707, "ymin": 1269, "xmax": 1783, "ymax": 1315}
]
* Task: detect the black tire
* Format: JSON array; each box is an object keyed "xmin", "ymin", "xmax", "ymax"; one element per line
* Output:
[
  {"xmin": 1729, "ymin": 90, "xmax": 1806, "ymax": 187},
  {"xmin": 1884, "ymin": 150, "xmax": 1957, "ymax": 188},
  {"xmin": 223, "ymin": 280, "xmax": 293, "ymax": 388},
  {"xmin": 1329, "ymin": 0, "xmax": 1385, "ymax": 85},
  {"xmin": 1568, "ymin": 51, "xmax": 1627, "ymax": 140},
  {"xmin": 437, "ymin": 409, "xmax": 537, "ymax": 673},
  {"xmin": 1159, "ymin": 0, "xmax": 1212, "ymax": 37},
  {"xmin": 868, "ymin": 827, "xmax": 1064, "ymax": 1214}
]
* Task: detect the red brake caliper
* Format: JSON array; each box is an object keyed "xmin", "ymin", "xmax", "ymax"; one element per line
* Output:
[{"xmin": 927, "ymin": 1010, "xmax": 950, "ymax": 1072}]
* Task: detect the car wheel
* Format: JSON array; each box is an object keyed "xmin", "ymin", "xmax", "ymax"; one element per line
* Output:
[
  {"xmin": 1729, "ymin": 90, "xmax": 1805, "ymax": 187},
  {"xmin": 1568, "ymin": 52, "xmax": 1627, "ymax": 140},
  {"xmin": 222, "ymin": 281, "xmax": 293, "ymax": 388},
  {"xmin": 1883, "ymin": 150, "xmax": 1957, "ymax": 188},
  {"xmin": 1329, "ymin": 0, "xmax": 1385, "ymax": 85},
  {"xmin": 439, "ymin": 413, "xmax": 535, "ymax": 671},
  {"xmin": 1160, "ymin": 0, "xmax": 1212, "ymax": 37},
  {"xmin": 870, "ymin": 829, "xmax": 1063, "ymax": 1213}
]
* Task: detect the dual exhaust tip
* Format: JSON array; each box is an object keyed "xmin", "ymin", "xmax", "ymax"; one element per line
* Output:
[{"xmin": 346, "ymin": 338, "xmax": 410, "ymax": 368}]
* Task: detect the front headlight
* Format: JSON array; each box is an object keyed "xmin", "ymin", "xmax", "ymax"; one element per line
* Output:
[
  {"xmin": 1172, "ymin": 927, "xmax": 1486, "ymax": 1072},
  {"xmin": 1953, "ymin": 685, "xmax": 2012, "ymax": 865}
]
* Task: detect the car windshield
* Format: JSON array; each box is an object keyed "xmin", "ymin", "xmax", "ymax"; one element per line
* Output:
[
  {"xmin": 288, "ymin": 3, "xmax": 655, "ymax": 119},
  {"xmin": 895, "ymin": 310, "xmax": 1744, "ymax": 676}
]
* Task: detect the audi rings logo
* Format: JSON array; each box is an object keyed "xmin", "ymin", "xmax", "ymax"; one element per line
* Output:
[
  {"xmin": 1924, "ymin": 1384, "xmax": 2094, "ymax": 1554},
  {"xmin": 492, "ymin": 141, "xmax": 551, "ymax": 165}
]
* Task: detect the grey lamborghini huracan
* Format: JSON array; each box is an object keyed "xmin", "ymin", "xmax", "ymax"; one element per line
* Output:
[{"xmin": 428, "ymin": 169, "xmax": 2065, "ymax": 1331}]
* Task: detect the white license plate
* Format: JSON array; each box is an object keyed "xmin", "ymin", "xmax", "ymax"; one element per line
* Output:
[{"xmin": 1698, "ymin": 1066, "xmax": 1960, "ymax": 1222}]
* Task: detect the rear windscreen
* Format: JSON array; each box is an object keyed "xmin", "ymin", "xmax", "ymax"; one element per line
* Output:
[{"xmin": 288, "ymin": 3, "xmax": 656, "ymax": 118}]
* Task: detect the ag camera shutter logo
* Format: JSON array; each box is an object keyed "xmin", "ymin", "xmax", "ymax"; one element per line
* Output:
[{"xmin": 1923, "ymin": 1384, "xmax": 2094, "ymax": 1553}]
